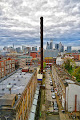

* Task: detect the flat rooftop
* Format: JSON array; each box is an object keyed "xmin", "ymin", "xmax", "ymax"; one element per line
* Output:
[{"xmin": 0, "ymin": 70, "xmax": 33, "ymax": 98}]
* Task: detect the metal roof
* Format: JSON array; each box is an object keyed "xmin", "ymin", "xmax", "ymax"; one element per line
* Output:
[
  {"xmin": 35, "ymin": 90, "xmax": 39, "ymax": 95},
  {"xmin": 29, "ymin": 112, "xmax": 35, "ymax": 120},
  {"xmin": 33, "ymin": 99, "xmax": 37, "ymax": 106},
  {"xmin": 34, "ymin": 94, "xmax": 38, "ymax": 100},
  {"xmin": 65, "ymin": 79, "xmax": 75, "ymax": 84},
  {"xmin": 29, "ymin": 85, "xmax": 40, "ymax": 120},
  {"xmin": 31, "ymin": 105, "xmax": 36, "ymax": 113}
]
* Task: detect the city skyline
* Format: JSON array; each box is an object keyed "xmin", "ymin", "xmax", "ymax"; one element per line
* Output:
[{"xmin": 0, "ymin": 0, "xmax": 80, "ymax": 49}]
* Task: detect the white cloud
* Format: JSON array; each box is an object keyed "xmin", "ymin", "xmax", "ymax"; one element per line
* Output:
[{"xmin": 0, "ymin": 0, "xmax": 80, "ymax": 48}]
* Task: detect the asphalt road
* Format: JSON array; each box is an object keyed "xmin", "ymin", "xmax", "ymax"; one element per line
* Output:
[{"xmin": 45, "ymin": 70, "xmax": 60, "ymax": 120}]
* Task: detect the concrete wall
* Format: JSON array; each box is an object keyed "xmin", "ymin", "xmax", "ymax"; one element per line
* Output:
[{"xmin": 66, "ymin": 84, "xmax": 80, "ymax": 112}]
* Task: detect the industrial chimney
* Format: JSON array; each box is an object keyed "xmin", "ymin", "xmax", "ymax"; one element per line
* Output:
[{"xmin": 40, "ymin": 17, "xmax": 43, "ymax": 74}]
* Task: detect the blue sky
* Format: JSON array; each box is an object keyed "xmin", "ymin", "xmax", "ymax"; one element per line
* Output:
[{"xmin": 0, "ymin": 0, "xmax": 80, "ymax": 50}]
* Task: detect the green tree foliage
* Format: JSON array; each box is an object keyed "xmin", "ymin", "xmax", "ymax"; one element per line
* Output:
[
  {"xmin": 40, "ymin": 62, "xmax": 46, "ymax": 69},
  {"xmin": 62, "ymin": 58, "xmax": 76, "ymax": 74},
  {"xmin": 72, "ymin": 67, "xmax": 80, "ymax": 82},
  {"xmin": 63, "ymin": 58, "xmax": 72, "ymax": 71},
  {"xmin": 43, "ymin": 62, "xmax": 46, "ymax": 69}
]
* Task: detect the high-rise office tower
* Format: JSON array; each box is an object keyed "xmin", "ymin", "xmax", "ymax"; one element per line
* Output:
[
  {"xmin": 22, "ymin": 46, "xmax": 26, "ymax": 51},
  {"xmin": 50, "ymin": 40, "xmax": 53, "ymax": 49},
  {"xmin": 67, "ymin": 46, "xmax": 71, "ymax": 53},
  {"xmin": 59, "ymin": 42, "xmax": 63, "ymax": 52},
  {"xmin": 55, "ymin": 44, "xmax": 59, "ymax": 50},
  {"xmin": 32, "ymin": 46, "xmax": 37, "ymax": 51},
  {"xmin": 16, "ymin": 47, "xmax": 21, "ymax": 53},
  {"xmin": 46, "ymin": 42, "xmax": 50, "ymax": 49},
  {"xmin": 61, "ymin": 45, "xmax": 64, "ymax": 52}
]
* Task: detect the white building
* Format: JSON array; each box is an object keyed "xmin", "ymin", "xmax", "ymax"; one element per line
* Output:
[
  {"xmin": 66, "ymin": 82, "xmax": 80, "ymax": 112},
  {"xmin": 56, "ymin": 56, "xmax": 64, "ymax": 65}
]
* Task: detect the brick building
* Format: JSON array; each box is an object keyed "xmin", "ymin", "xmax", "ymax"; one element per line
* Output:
[
  {"xmin": 72, "ymin": 53, "xmax": 80, "ymax": 60},
  {"xmin": 0, "ymin": 58, "xmax": 15, "ymax": 79},
  {"xmin": 44, "ymin": 57, "xmax": 56, "ymax": 67},
  {"xmin": 30, "ymin": 51, "xmax": 40, "ymax": 58},
  {"xmin": 0, "ymin": 69, "xmax": 38, "ymax": 120}
]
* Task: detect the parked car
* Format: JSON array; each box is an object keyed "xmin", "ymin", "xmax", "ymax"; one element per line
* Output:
[
  {"xmin": 52, "ymin": 92, "xmax": 55, "ymax": 99},
  {"xmin": 50, "ymin": 80, "xmax": 52, "ymax": 83},
  {"xmin": 49, "ymin": 78, "xmax": 52, "ymax": 81},
  {"xmin": 53, "ymin": 101, "xmax": 58, "ymax": 110},
  {"xmin": 50, "ymin": 83, "xmax": 53, "ymax": 86},
  {"xmin": 51, "ymin": 88, "xmax": 54, "ymax": 92}
]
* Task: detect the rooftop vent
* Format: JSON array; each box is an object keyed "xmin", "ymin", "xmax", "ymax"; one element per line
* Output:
[
  {"xmin": 14, "ymin": 83, "xmax": 16, "ymax": 85},
  {"xmin": 2, "ymin": 88, "xmax": 5, "ymax": 91}
]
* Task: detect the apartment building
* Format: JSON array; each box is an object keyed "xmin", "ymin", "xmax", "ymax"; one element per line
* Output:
[
  {"xmin": 72, "ymin": 53, "xmax": 80, "ymax": 60},
  {"xmin": 0, "ymin": 58, "xmax": 15, "ymax": 79},
  {"xmin": 52, "ymin": 65, "xmax": 80, "ymax": 112},
  {"xmin": 0, "ymin": 69, "xmax": 37, "ymax": 120},
  {"xmin": 44, "ymin": 57, "xmax": 56, "ymax": 67}
]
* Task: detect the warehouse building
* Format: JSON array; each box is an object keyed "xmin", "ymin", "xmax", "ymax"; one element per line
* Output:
[
  {"xmin": 0, "ymin": 69, "xmax": 37, "ymax": 120},
  {"xmin": 52, "ymin": 65, "xmax": 80, "ymax": 112}
]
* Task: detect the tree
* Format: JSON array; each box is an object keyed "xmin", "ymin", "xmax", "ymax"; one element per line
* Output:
[
  {"xmin": 63, "ymin": 58, "xmax": 72, "ymax": 71},
  {"xmin": 62, "ymin": 58, "xmax": 76, "ymax": 73},
  {"xmin": 72, "ymin": 67, "xmax": 80, "ymax": 82},
  {"xmin": 43, "ymin": 62, "xmax": 46, "ymax": 69}
]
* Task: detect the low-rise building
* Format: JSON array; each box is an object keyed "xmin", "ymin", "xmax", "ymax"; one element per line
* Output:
[
  {"xmin": 56, "ymin": 56, "xmax": 64, "ymax": 65},
  {"xmin": 52, "ymin": 65, "xmax": 80, "ymax": 112}
]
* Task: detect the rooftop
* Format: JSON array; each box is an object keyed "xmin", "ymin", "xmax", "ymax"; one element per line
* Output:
[
  {"xmin": 0, "ymin": 70, "xmax": 33, "ymax": 98},
  {"xmin": 0, "ymin": 94, "xmax": 17, "ymax": 107}
]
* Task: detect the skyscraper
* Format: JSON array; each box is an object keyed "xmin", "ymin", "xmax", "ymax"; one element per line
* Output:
[
  {"xmin": 16, "ymin": 47, "xmax": 21, "ymax": 53},
  {"xmin": 55, "ymin": 44, "xmax": 59, "ymax": 50},
  {"xmin": 59, "ymin": 42, "xmax": 62, "ymax": 52},
  {"xmin": 61, "ymin": 45, "xmax": 64, "ymax": 52},
  {"xmin": 22, "ymin": 46, "xmax": 26, "ymax": 51},
  {"xmin": 50, "ymin": 40, "xmax": 53, "ymax": 49},
  {"xmin": 46, "ymin": 42, "xmax": 50, "ymax": 49},
  {"xmin": 67, "ymin": 46, "xmax": 71, "ymax": 53},
  {"xmin": 32, "ymin": 46, "xmax": 37, "ymax": 51}
]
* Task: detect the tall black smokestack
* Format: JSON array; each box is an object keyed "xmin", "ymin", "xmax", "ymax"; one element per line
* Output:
[{"xmin": 40, "ymin": 17, "xmax": 43, "ymax": 73}]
